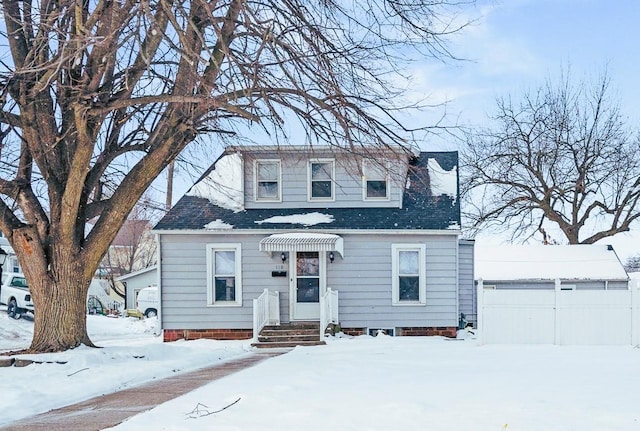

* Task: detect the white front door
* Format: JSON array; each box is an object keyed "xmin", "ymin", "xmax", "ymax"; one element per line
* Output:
[{"xmin": 290, "ymin": 251, "xmax": 325, "ymax": 320}]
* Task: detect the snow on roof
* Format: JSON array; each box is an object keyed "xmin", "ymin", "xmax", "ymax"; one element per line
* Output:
[
  {"xmin": 254, "ymin": 212, "xmax": 334, "ymax": 227},
  {"xmin": 203, "ymin": 219, "xmax": 234, "ymax": 230},
  {"xmin": 627, "ymin": 272, "xmax": 640, "ymax": 280},
  {"xmin": 475, "ymin": 244, "xmax": 628, "ymax": 281},
  {"xmin": 187, "ymin": 153, "xmax": 244, "ymax": 212},
  {"xmin": 427, "ymin": 158, "xmax": 457, "ymax": 201}
]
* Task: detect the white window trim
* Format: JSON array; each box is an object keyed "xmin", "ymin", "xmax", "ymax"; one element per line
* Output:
[
  {"xmin": 362, "ymin": 159, "xmax": 391, "ymax": 201},
  {"xmin": 206, "ymin": 243, "xmax": 243, "ymax": 307},
  {"xmin": 391, "ymin": 244, "xmax": 426, "ymax": 306},
  {"xmin": 254, "ymin": 159, "xmax": 282, "ymax": 202},
  {"xmin": 308, "ymin": 159, "xmax": 335, "ymax": 202}
]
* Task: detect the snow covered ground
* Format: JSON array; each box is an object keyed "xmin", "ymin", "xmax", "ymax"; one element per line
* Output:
[
  {"xmin": 2, "ymin": 310, "xmax": 640, "ymax": 430},
  {"xmin": 0, "ymin": 308, "xmax": 252, "ymax": 426}
]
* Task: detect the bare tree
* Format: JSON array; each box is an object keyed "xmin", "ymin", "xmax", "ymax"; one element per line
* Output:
[
  {"xmin": 0, "ymin": 0, "xmax": 472, "ymax": 353},
  {"xmin": 101, "ymin": 197, "xmax": 164, "ymax": 275},
  {"xmin": 101, "ymin": 196, "xmax": 160, "ymax": 302},
  {"xmin": 461, "ymin": 72, "xmax": 640, "ymax": 244}
]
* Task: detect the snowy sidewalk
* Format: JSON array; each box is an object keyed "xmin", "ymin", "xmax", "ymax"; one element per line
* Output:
[{"xmin": 0, "ymin": 351, "xmax": 283, "ymax": 431}]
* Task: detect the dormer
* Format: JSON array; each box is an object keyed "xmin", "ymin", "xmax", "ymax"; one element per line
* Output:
[{"xmin": 239, "ymin": 146, "xmax": 411, "ymax": 210}]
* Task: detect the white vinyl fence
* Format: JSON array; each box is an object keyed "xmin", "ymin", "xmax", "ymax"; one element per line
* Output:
[{"xmin": 477, "ymin": 279, "xmax": 640, "ymax": 345}]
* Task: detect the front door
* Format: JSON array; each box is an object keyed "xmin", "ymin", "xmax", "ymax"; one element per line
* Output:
[{"xmin": 290, "ymin": 251, "xmax": 325, "ymax": 320}]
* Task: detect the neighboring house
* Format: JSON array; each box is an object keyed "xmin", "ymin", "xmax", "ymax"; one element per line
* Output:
[
  {"xmin": 475, "ymin": 244, "xmax": 629, "ymax": 290},
  {"xmin": 101, "ymin": 219, "xmax": 157, "ymax": 277},
  {"xmin": 115, "ymin": 266, "xmax": 158, "ymax": 309},
  {"xmin": 154, "ymin": 145, "xmax": 471, "ymax": 343},
  {"xmin": 0, "ymin": 233, "xmax": 21, "ymax": 275}
]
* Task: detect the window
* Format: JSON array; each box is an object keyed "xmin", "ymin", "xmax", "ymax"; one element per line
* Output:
[
  {"xmin": 308, "ymin": 160, "xmax": 334, "ymax": 200},
  {"xmin": 392, "ymin": 244, "xmax": 426, "ymax": 305},
  {"xmin": 255, "ymin": 160, "xmax": 281, "ymax": 201},
  {"xmin": 10, "ymin": 257, "xmax": 20, "ymax": 274},
  {"xmin": 207, "ymin": 243, "xmax": 242, "ymax": 306},
  {"xmin": 363, "ymin": 160, "xmax": 390, "ymax": 200}
]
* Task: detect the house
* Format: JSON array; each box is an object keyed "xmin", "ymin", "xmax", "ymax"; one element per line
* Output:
[
  {"xmin": 475, "ymin": 244, "xmax": 629, "ymax": 290},
  {"xmin": 115, "ymin": 265, "xmax": 158, "ymax": 309},
  {"xmin": 0, "ymin": 234, "xmax": 22, "ymax": 276},
  {"xmin": 101, "ymin": 219, "xmax": 157, "ymax": 278},
  {"xmin": 153, "ymin": 145, "xmax": 472, "ymax": 345}
]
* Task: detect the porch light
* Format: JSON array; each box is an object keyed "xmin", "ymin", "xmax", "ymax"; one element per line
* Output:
[
  {"xmin": 329, "ymin": 251, "xmax": 334, "ymax": 263},
  {"xmin": 0, "ymin": 247, "xmax": 7, "ymax": 267},
  {"xmin": 281, "ymin": 252, "xmax": 287, "ymax": 263},
  {"xmin": 0, "ymin": 247, "xmax": 7, "ymax": 280}
]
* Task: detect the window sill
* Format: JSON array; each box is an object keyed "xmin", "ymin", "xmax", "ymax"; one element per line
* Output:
[
  {"xmin": 308, "ymin": 198, "xmax": 335, "ymax": 202},
  {"xmin": 207, "ymin": 302, "xmax": 243, "ymax": 307},
  {"xmin": 255, "ymin": 198, "xmax": 282, "ymax": 203},
  {"xmin": 364, "ymin": 197, "xmax": 390, "ymax": 201},
  {"xmin": 392, "ymin": 302, "xmax": 426, "ymax": 307}
]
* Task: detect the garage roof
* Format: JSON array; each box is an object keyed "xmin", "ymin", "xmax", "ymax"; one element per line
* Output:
[{"xmin": 475, "ymin": 244, "xmax": 629, "ymax": 281}]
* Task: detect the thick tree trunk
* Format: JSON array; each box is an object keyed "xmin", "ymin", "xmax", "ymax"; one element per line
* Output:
[
  {"xmin": 28, "ymin": 270, "xmax": 94, "ymax": 353},
  {"xmin": 10, "ymin": 227, "xmax": 96, "ymax": 353}
]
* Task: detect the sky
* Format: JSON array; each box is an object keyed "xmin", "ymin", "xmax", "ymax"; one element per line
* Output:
[
  {"xmin": 414, "ymin": 0, "xmax": 640, "ymax": 149},
  {"xmin": 172, "ymin": 0, "xmax": 640, "ymax": 180},
  {"xmin": 2, "ymin": 312, "xmax": 640, "ymax": 430}
]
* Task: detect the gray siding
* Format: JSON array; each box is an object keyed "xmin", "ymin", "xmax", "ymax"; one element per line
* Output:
[
  {"xmin": 458, "ymin": 240, "xmax": 475, "ymax": 325},
  {"xmin": 160, "ymin": 233, "xmax": 288, "ymax": 330},
  {"xmin": 327, "ymin": 234, "xmax": 459, "ymax": 328},
  {"xmin": 242, "ymin": 151, "xmax": 406, "ymax": 210},
  {"xmin": 159, "ymin": 232, "xmax": 460, "ymax": 331}
]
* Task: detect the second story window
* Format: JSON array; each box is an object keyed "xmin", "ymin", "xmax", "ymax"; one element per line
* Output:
[
  {"xmin": 363, "ymin": 160, "xmax": 390, "ymax": 200},
  {"xmin": 255, "ymin": 160, "xmax": 281, "ymax": 201},
  {"xmin": 309, "ymin": 160, "xmax": 335, "ymax": 201}
]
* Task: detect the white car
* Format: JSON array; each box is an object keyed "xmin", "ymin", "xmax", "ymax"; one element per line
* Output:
[
  {"xmin": 0, "ymin": 273, "xmax": 34, "ymax": 319},
  {"xmin": 136, "ymin": 285, "xmax": 158, "ymax": 318}
]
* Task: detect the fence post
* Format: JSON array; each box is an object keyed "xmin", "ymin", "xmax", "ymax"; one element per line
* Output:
[
  {"xmin": 554, "ymin": 278, "xmax": 561, "ymax": 345},
  {"xmin": 632, "ymin": 279, "xmax": 639, "ymax": 346},
  {"xmin": 477, "ymin": 278, "xmax": 484, "ymax": 345}
]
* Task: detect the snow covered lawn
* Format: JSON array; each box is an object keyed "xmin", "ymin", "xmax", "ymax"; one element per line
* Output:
[
  {"xmin": 109, "ymin": 335, "xmax": 640, "ymax": 431},
  {"xmin": 0, "ymin": 309, "xmax": 252, "ymax": 426},
  {"xmin": 2, "ymin": 310, "xmax": 640, "ymax": 431}
]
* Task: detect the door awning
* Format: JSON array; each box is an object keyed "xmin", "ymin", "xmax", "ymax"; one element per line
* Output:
[{"xmin": 259, "ymin": 233, "xmax": 343, "ymax": 256}]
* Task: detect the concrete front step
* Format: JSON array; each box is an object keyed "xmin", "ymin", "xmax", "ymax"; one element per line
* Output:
[
  {"xmin": 260, "ymin": 329, "xmax": 319, "ymax": 337},
  {"xmin": 251, "ymin": 340, "xmax": 326, "ymax": 349},
  {"xmin": 263, "ymin": 323, "xmax": 320, "ymax": 331},
  {"xmin": 258, "ymin": 334, "xmax": 320, "ymax": 343},
  {"xmin": 253, "ymin": 321, "xmax": 325, "ymax": 349}
]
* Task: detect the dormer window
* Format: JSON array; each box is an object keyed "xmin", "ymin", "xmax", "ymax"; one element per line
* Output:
[
  {"xmin": 255, "ymin": 160, "xmax": 281, "ymax": 201},
  {"xmin": 363, "ymin": 160, "xmax": 390, "ymax": 200},
  {"xmin": 309, "ymin": 160, "xmax": 335, "ymax": 201}
]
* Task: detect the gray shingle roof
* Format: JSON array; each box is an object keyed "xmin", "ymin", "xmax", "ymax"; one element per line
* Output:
[{"xmin": 155, "ymin": 151, "xmax": 460, "ymax": 231}]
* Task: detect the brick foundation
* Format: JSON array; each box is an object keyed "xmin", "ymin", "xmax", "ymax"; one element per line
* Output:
[
  {"xmin": 397, "ymin": 326, "xmax": 457, "ymax": 338},
  {"xmin": 163, "ymin": 326, "xmax": 457, "ymax": 342},
  {"xmin": 163, "ymin": 329, "xmax": 253, "ymax": 342},
  {"xmin": 340, "ymin": 327, "xmax": 367, "ymax": 336},
  {"xmin": 341, "ymin": 326, "xmax": 456, "ymax": 338}
]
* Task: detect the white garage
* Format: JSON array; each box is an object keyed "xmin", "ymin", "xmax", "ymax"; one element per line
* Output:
[{"xmin": 475, "ymin": 244, "xmax": 639, "ymax": 345}]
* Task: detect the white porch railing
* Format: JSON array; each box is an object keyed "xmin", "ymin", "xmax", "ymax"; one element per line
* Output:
[
  {"xmin": 252, "ymin": 289, "xmax": 280, "ymax": 342},
  {"xmin": 320, "ymin": 287, "xmax": 339, "ymax": 339}
]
